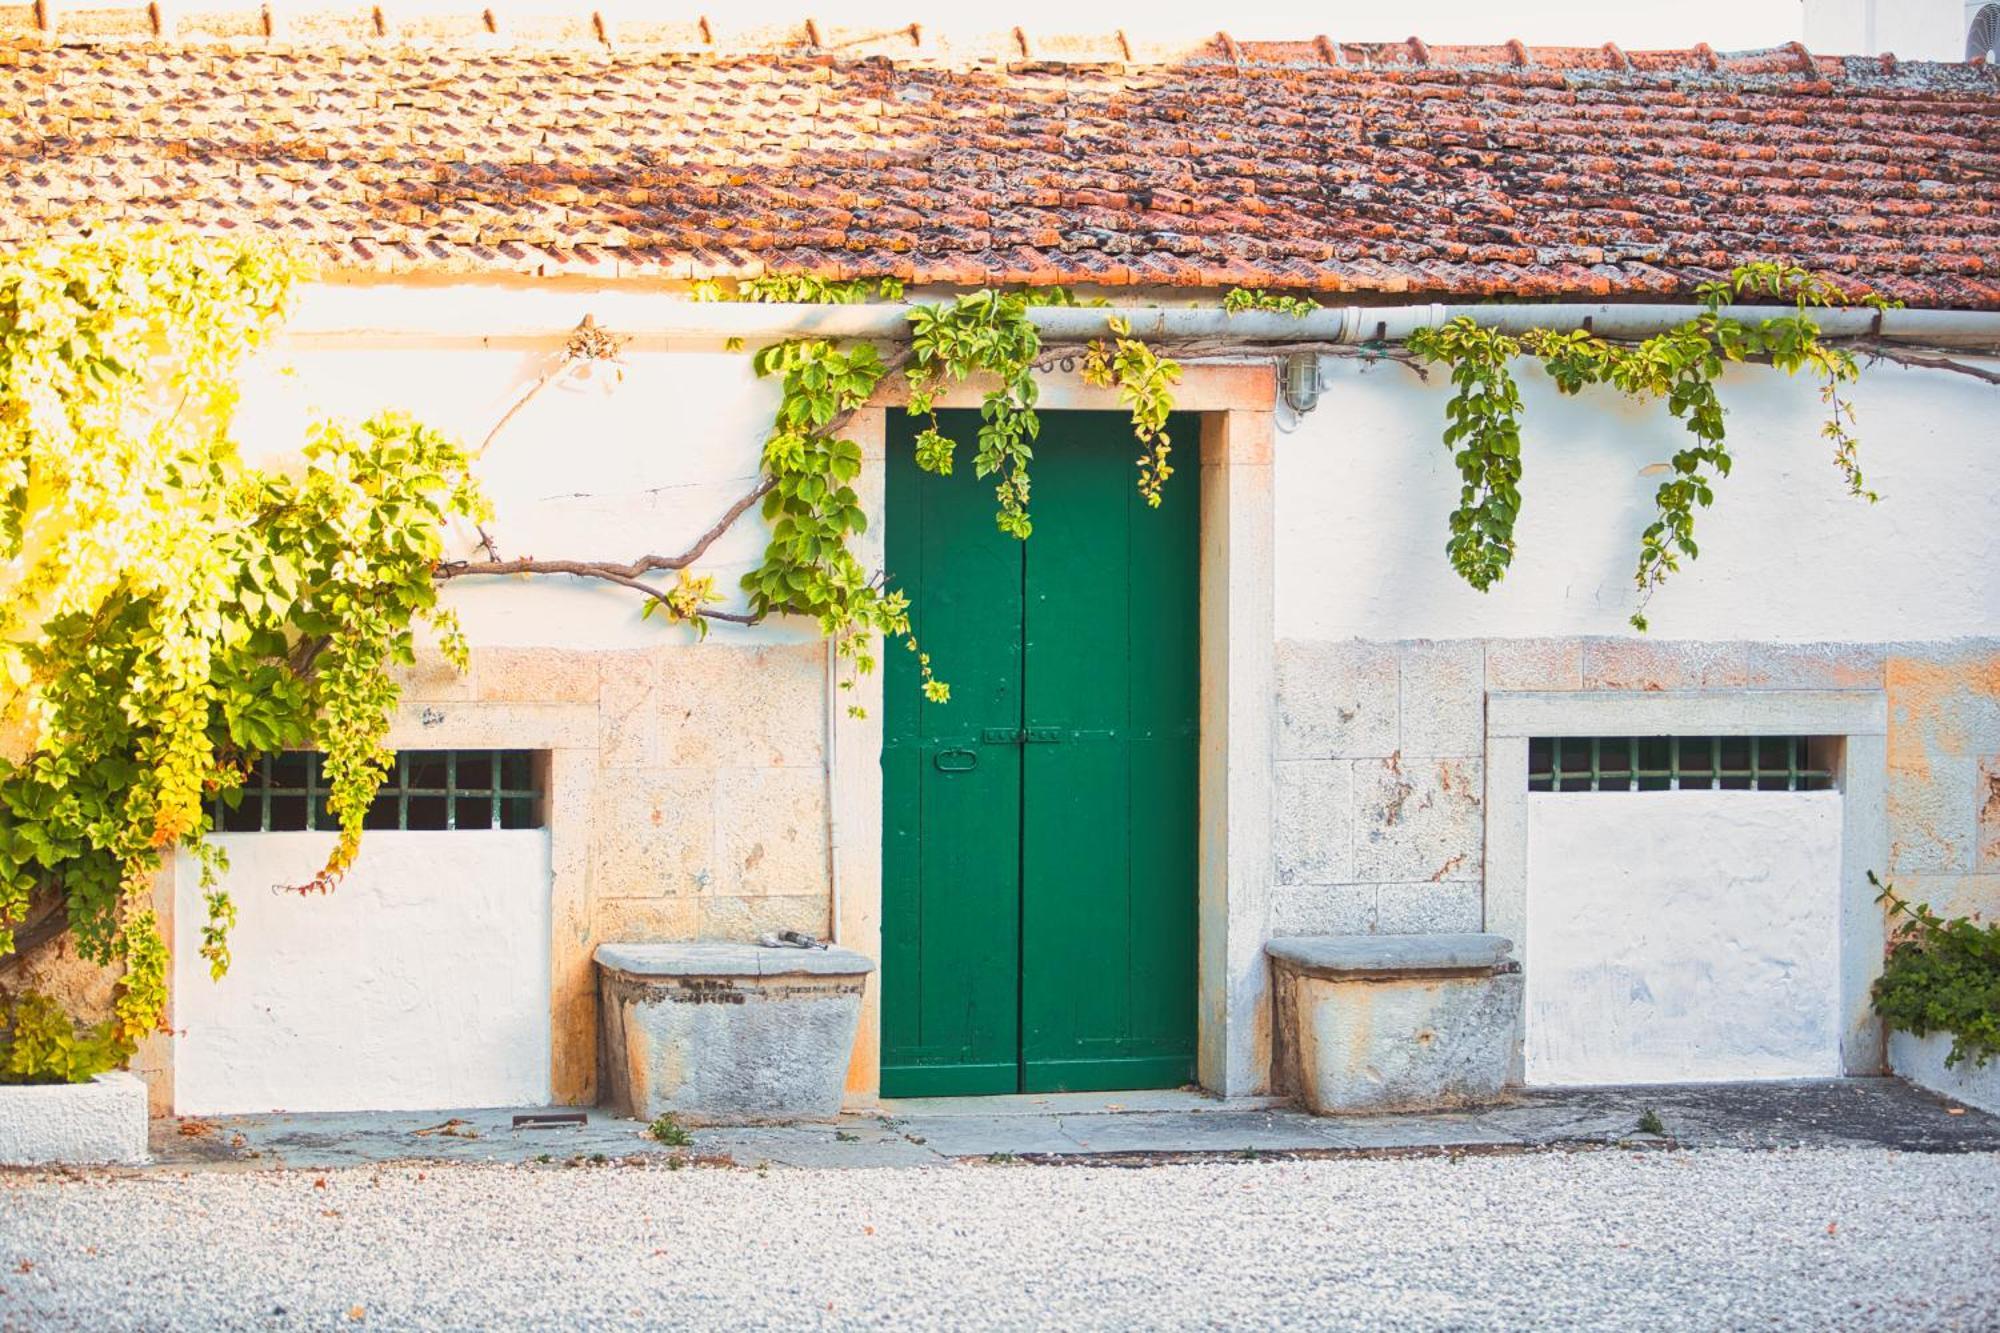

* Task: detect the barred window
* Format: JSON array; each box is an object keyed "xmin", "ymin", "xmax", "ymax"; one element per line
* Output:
[
  {"xmin": 211, "ymin": 750, "xmax": 544, "ymax": 832},
  {"xmin": 1528, "ymin": 736, "xmax": 1835, "ymax": 793}
]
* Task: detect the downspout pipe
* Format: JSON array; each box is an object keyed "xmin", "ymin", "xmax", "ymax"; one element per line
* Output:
[{"xmin": 286, "ymin": 293, "xmax": 2000, "ymax": 350}]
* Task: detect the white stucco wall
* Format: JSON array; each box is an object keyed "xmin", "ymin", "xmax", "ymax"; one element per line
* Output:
[
  {"xmin": 1277, "ymin": 355, "xmax": 2000, "ymax": 643},
  {"xmin": 1524, "ymin": 791, "xmax": 1844, "ymax": 1086},
  {"xmin": 242, "ymin": 306, "xmax": 799, "ymax": 652},
  {"xmin": 173, "ymin": 831, "xmax": 553, "ymax": 1115}
]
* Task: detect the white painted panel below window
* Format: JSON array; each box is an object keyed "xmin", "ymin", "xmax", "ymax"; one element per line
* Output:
[
  {"xmin": 173, "ymin": 831, "xmax": 552, "ymax": 1115},
  {"xmin": 1525, "ymin": 792, "xmax": 1843, "ymax": 1086}
]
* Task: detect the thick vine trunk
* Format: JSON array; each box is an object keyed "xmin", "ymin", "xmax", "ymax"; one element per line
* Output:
[{"xmin": 0, "ymin": 887, "xmax": 71, "ymax": 981}]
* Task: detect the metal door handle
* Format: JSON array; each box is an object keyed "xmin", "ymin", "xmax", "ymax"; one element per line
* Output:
[{"xmin": 934, "ymin": 747, "xmax": 978, "ymax": 772}]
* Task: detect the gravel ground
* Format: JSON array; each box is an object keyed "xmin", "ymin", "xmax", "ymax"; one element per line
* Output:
[{"xmin": 2, "ymin": 1149, "xmax": 1997, "ymax": 1331}]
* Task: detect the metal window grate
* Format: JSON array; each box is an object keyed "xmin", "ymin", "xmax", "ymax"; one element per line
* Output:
[
  {"xmin": 1528, "ymin": 736, "xmax": 1834, "ymax": 793},
  {"xmin": 211, "ymin": 750, "xmax": 543, "ymax": 832}
]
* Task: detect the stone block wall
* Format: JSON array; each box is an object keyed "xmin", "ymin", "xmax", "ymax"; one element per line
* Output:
[
  {"xmin": 411, "ymin": 639, "xmax": 835, "ymax": 947},
  {"xmin": 1272, "ymin": 636, "xmax": 2000, "ymax": 939}
]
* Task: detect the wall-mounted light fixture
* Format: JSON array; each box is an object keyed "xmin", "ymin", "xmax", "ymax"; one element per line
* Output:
[{"xmin": 1282, "ymin": 351, "xmax": 1323, "ymax": 415}]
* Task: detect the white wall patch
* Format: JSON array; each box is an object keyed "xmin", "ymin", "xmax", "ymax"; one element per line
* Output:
[
  {"xmin": 1525, "ymin": 791, "xmax": 1843, "ymax": 1085},
  {"xmin": 173, "ymin": 831, "xmax": 553, "ymax": 1115}
]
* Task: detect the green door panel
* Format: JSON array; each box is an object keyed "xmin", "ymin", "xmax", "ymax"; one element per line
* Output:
[
  {"xmin": 1021, "ymin": 412, "xmax": 1200, "ymax": 1093},
  {"xmin": 881, "ymin": 412, "xmax": 1024, "ymax": 1098},
  {"xmin": 882, "ymin": 410, "xmax": 1199, "ymax": 1097}
]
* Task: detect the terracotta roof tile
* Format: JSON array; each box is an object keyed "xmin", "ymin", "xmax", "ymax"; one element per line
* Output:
[{"xmin": 1, "ymin": 35, "xmax": 1996, "ymax": 306}]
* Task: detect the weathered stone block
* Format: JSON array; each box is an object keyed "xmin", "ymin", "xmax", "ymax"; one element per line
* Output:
[
  {"xmin": 1746, "ymin": 642, "xmax": 1887, "ymax": 691},
  {"xmin": 1268, "ymin": 883, "xmax": 1376, "ymax": 937},
  {"xmin": 1581, "ymin": 639, "xmax": 1749, "ymax": 691},
  {"xmin": 1376, "ymin": 881, "xmax": 1483, "ymax": 934},
  {"xmin": 697, "ymin": 893, "xmax": 829, "ymax": 940},
  {"xmin": 590, "ymin": 769, "xmax": 714, "ymax": 897},
  {"xmin": 1275, "ymin": 761, "xmax": 1353, "ymax": 885},
  {"xmin": 715, "ymin": 767, "xmax": 829, "ymax": 897},
  {"xmin": 1354, "ymin": 755, "xmax": 1482, "ymax": 883},
  {"xmin": 597, "ymin": 943, "xmax": 873, "ymax": 1125},
  {"xmin": 1276, "ymin": 640, "xmax": 1398, "ymax": 759},
  {"xmin": 1399, "ymin": 641, "xmax": 1484, "ymax": 754},
  {"xmin": 1268, "ymin": 934, "xmax": 1521, "ymax": 1114},
  {"xmin": 1890, "ymin": 1030, "xmax": 2000, "ymax": 1119},
  {"xmin": 470, "ymin": 647, "xmax": 604, "ymax": 703},
  {"xmin": 1485, "ymin": 638, "xmax": 1584, "ymax": 692},
  {"xmin": 0, "ymin": 1072, "xmax": 148, "ymax": 1166},
  {"xmin": 654, "ymin": 644, "xmax": 826, "ymax": 770},
  {"xmin": 1887, "ymin": 755, "xmax": 1976, "ymax": 874}
]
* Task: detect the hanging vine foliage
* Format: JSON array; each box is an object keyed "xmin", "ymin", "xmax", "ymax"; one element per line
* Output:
[
  {"xmin": 1409, "ymin": 262, "xmax": 1893, "ymax": 628},
  {"xmin": 0, "ymin": 231, "xmax": 484, "ymax": 1082},
  {"xmin": 0, "ymin": 229, "xmax": 1908, "ymax": 1085}
]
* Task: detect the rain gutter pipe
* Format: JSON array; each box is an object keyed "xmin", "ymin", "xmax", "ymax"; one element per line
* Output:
[{"xmin": 286, "ymin": 295, "xmax": 2000, "ymax": 350}]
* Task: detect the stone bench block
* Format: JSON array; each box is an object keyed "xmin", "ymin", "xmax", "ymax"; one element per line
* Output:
[
  {"xmin": 596, "ymin": 942, "xmax": 874, "ymax": 1125},
  {"xmin": 0, "ymin": 1071, "xmax": 149, "ymax": 1166},
  {"xmin": 1268, "ymin": 933, "xmax": 1522, "ymax": 1115}
]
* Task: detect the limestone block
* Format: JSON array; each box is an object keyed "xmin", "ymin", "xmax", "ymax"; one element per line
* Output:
[
  {"xmin": 597, "ymin": 943, "xmax": 873, "ymax": 1124},
  {"xmin": 1354, "ymin": 756, "xmax": 1482, "ymax": 883},
  {"xmin": 1399, "ymin": 641, "xmax": 1484, "ymax": 754},
  {"xmin": 1275, "ymin": 761, "xmax": 1353, "ymax": 885},
  {"xmin": 1890, "ymin": 1030, "xmax": 2000, "ymax": 1119},
  {"xmin": 590, "ymin": 769, "xmax": 714, "ymax": 897},
  {"xmin": 1580, "ymin": 639, "xmax": 1750, "ymax": 691},
  {"xmin": 471, "ymin": 647, "xmax": 604, "ymax": 703},
  {"xmin": 1268, "ymin": 883, "xmax": 1376, "ymax": 936},
  {"xmin": 594, "ymin": 897, "xmax": 699, "ymax": 943},
  {"xmin": 597, "ymin": 652, "xmax": 663, "ymax": 768},
  {"xmin": 1746, "ymin": 642, "xmax": 1887, "ymax": 690},
  {"xmin": 1484, "ymin": 638, "xmax": 1584, "ymax": 692},
  {"xmin": 385, "ymin": 701, "xmax": 596, "ymax": 750},
  {"xmin": 1276, "ymin": 640, "xmax": 1398, "ymax": 759},
  {"xmin": 655, "ymin": 644, "xmax": 826, "ymax": 770},
  {"xmin": 1376, "ymin": 881, "xmax": 1483, "ymax": 934},
  {"xmin": 0, "ymin": 1072, "xmax": 148, "ymax": 1166},
  {"xmin": 1887, "ymin": 755, "xmax": 1976, "ymax": 874},
  {"xmin": 697, "ymin": 893, "xmax": 829, "ymax": 940},
  {"xmin": 388, "ymin": 646, "xmax": 478, "ymax": 702},
  {"xmin": 715, "ymin": 767, "xmax": 829, "ymax": 897},
  {"xmin": 1268, "ymin": 936, "xmax": 1521, "ymax": 1114},
  {"xmin": 1893, "ymin": 874, "xmax": 2000, "ymax": 923}
]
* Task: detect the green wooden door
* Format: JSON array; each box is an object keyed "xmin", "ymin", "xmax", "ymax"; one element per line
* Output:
[{"xmin": 882, "ymin": 410, "xmax": 1199, "ymax": 1097}]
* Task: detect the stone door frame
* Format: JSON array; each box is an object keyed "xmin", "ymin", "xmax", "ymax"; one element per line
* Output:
[{"xmin": 834, "ymin": 365, "xmax": 1279, "ymax": 1103}]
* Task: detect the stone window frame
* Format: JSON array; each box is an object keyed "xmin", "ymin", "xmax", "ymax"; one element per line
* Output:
[
  {"xmin": 833, "ymin": 366, "xmax": 1279, "ymax": 1102},
  {"xmin": 1483, "ymin": 689, "xmax": 1891, "ymax": 1077}
]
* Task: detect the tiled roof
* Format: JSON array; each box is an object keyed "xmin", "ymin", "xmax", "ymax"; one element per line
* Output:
[{"xmin": 4, "ymin": 17, "xmax": 1998, "ymax": 306}]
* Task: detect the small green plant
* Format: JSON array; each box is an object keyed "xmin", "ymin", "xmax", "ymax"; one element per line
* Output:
[
  {"xmin": 649, "ymin": 1113, "xmax": 694, "ymax": 1147},
  {"xmin": 0, "ymin": 992, "xmax": 122, "ymax": 1085},
  {"xmin": 1871, "ymin": 873, "xmax": 2000, "ymax": 1068},
  {"xmin": 986, "ymin": 1151, "xmax": 1016, "ymax": 1164},
  {"xmin": 1224, "ymin": 287, "xmax": 1320, "ymax": 318},
  {"xmin": 1636, "ymin": 1108, "xmax": 1666, "ymax": 1135},
  {"xmin": 834, "ymin": 1129, "xmax": 860, "ymax": 1143}
]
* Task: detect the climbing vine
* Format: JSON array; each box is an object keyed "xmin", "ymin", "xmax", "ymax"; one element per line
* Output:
[
  {"xmin": 0, "ymin": 231, "xmax": 483, "ymax": 1082},
  {"xmin": 1410, "ymin": 262, "xmax": 1894, "ymax": 628},
  {"xmin": 0, "ymin": 228, "xmax": 1920, "ymax": 1087}
]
